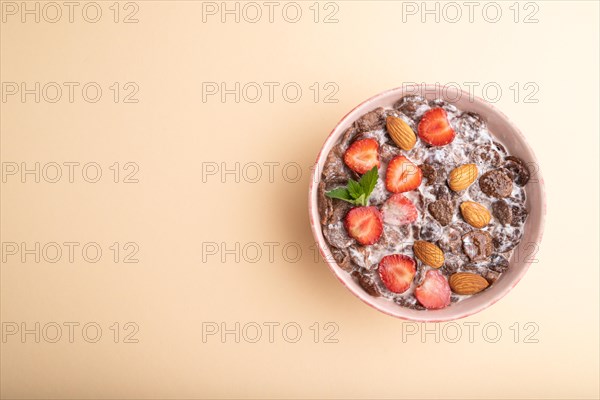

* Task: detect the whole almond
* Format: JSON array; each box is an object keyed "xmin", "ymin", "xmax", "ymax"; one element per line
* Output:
[
  {"xmin": 413, "ymin": 240, "xmax": 444, "ymax": 268},
  {"xmin": 449, "ymin": 272, "xmax": 489, "ymax": 295},
  {"xmin": 460, "ymin": 201, "xmax": 492, "ymax": 228},
  {"xmin": 386, "ymin": 115, "xmax": 417, "ymax": 151},
  {"xmin": 448, "ymin": 164, "xmax": 478, "ymax": 192}
]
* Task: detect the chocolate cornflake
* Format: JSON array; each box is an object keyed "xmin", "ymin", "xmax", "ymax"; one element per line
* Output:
[
  {"xmin": 428, "ymin": 199, "xmax": 454, "ymax": 226},
  {"xmin": 492, "ymin": 200, "xmax": 513, "ymax": 225},
  {"xmin": 462, "ymin": 230, "xmax": 493, "ymax": 262},
  {"xmin": 479, "ymin": 169, "xmax": 513, "ymax": 198},
  {"xmin": 352, "ymin": 270, "xmax": 381, "ymax": 297},
  {"xmin": 419, "ymin": 163, "xmax": 437, "ymax": 186},
  {"xmin": 504, "ymin": 156, "xmax": 531, "ymax": 186}
]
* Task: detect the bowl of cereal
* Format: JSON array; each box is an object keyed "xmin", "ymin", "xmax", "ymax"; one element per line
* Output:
[{"xmin": 308, "ymin": 85, "xmax": 545, "ymax": 321}]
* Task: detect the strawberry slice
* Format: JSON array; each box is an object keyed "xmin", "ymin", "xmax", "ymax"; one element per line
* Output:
[
  {"xmin": 418, "ymin": 108, "xmax": 456, "ymax": 146},
  {"xmin": 382, "ymin": 194, "xmax": 418, "ymax": 225},
  {"xmin": 378, "ymin": 254, "xmax": 416, "ymax": 294},
  {"xmin": 385, "ymin": 155, "xmax": 422, "ymax": 193},
  {"xmin": 343, "ymin": 138, "xmax": 380, "ymax": 174},
  {"xmin": 414, "ymin": 270, "xmax": 451, "ymax": 309},
  {"xmin": 344, "ymin": 206, "xmax": 383, "ymax": 245}
]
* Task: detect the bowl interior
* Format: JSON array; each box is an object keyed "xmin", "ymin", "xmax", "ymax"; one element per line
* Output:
[{"xmin": 309, "ymin": 85, "xmax": 545, "ymax": 322}]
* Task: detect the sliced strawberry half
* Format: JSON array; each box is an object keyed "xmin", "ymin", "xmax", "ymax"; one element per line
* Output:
[
  {"xmin": 382, "ymin": 193, "xmax": 418, "ymax": 225},
  {"xmin": 414, "ymin": 270, "xmax": 451, "ymax": 310},
  {"xmin": 385, "ymin": 155, "xmax": 422, "ymax": 193},
  {"xmin": 378, "ymin": 254, "xmax": 416, "ymax": 294},
  {"xmin": 344, "ymin": 206, "xmax": 383, "ymax": 246},
  {"xmin": 418, "ymin": 108, "xmax": 456, "ymax": 146},
  {"xmin": 343, "ymin": 138, "xmax": 380, "ymax": 174}
]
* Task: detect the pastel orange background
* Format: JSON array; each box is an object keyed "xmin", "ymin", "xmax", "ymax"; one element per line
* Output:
[{"xmin": 1, "ymin": 1, "xmax": 598, "ymax": 399}]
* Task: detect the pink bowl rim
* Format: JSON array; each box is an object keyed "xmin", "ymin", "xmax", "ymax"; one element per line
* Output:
[{"xmin": 308, "ymin": 84, "xmax": 547, "ymax": 322}]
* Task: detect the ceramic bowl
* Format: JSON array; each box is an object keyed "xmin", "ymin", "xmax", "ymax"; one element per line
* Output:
[{"xmin": 308, "ymin": 84, "xmax": 546, "ymax": 322}]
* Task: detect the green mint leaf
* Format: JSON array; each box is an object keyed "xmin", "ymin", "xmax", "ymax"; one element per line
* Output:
[
  {"xmin": 347, "ymin": 179, "xmax": 363, "ymax": 200},
  {"xmin": 325, "ymin": 167, "xmax": 378, "ymax": 206},
  {"xmin": 325, "ymin": 187, "xmax": 352, "ymax": 202},
  {"xmin": 359, "ymin": 166, "xmax": 379, "ymax": 199},
  {"xmin": 354, "ymin": 193, "xmax": 367, "ymax": 207}
]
